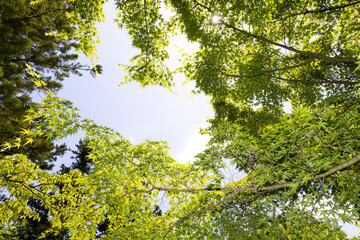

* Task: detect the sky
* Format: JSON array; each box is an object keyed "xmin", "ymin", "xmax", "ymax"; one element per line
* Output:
[
  {"xmin": 56, "ymin": 2, "xmax": 213, "ymax": 166},
  {"xmin": 53, "ymin": 2, "xmax": 358, "ymax": 237}
]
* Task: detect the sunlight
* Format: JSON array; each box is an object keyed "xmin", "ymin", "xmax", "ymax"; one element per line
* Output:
[{"xmin": 211, "ymin": 14, "xmax": 221, "ymax": 24}]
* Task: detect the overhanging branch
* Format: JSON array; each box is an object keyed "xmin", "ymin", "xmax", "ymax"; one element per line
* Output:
[
  {"xmin": 161, "ymin": 153, "xmax": 360, "ymax": 237},
  {"xmin": 221, "ymin": 21, "xmax": 357, "ymax": 63},
  {"xmin": 154, "ymin": 153, "xmax": 360, "ymax": 193},
  {"xmin": 189, "ymin": 1, "xmax": 358, "ymax": 63},
  {"xmin": 273, "ymin": 1, "xmax": 360, "ymax": 22}
]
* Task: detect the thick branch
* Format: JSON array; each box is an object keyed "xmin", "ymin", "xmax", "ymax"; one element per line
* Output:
[
  {"xmin": 218, "ymin": 64, "xmax": 360, "ymax": 85},
  {"xmin": 192, "ymin": 0, "xmax": 214, "ymax": 13},
  {"xmin": 155, "ymin": 153, "xmax": 360, "ymax": 193},
  {"xmin": 191, "ymin": 1, "xmax": 357, "ymax": 63},
  {"xmin": 2, "ymin": 175, "xmax": 54, "ymax": 211},
  {"xmin": 221, "ymin": 22, "xmax": 357, "ymax": 63},
  {"xmin": 160, "ymin": 154, "xmax": 360, "ymax": 237},
  {"xmin": 275, "ymin": 1, "xmax": 360, "ymax": 22}
]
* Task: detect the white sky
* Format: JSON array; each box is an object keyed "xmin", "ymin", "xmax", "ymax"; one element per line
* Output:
[{"xmin": 57, "ymin": 2, "xmax": 213, "ymax": 165}]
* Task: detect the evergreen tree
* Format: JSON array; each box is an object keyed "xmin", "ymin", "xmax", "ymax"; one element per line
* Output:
[
  {"xmin": 0, "ymin": 0, "xmax": 101, "ymax": 238},
  {"xmin": 0, "ymin": 0, "xmax": 101, "ymax": 170},
  {"xmin": 60, "ymin": 139, "xmax": 93, "ymax": 175}
]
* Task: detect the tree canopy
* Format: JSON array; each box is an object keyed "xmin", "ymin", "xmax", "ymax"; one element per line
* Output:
[
  {"xmin": 1, "ymin": 0, "xmax": 360, "ymax": 239},
  {"xmin": 0, "ymin": 0, "xmax": 102, "ymax": 170}
]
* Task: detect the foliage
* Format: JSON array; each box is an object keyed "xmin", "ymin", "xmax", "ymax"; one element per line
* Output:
[
  {"xmin": 168, "ymin": 0, "xmax": 360, "ymax": 125},
  {"xmin": 0, "ymin": 153, "xmax": 102, "ymax": 239},
  {"xmin": 0, "ymin": 0, "xmax": 102, "ymax": 237},
  {"xmin": 0, "ymin": 139, "xmax": 94, "ymax": 239},
  {"xmin": 188, "ymin": 199, "xmax": 349, "ymax": 239},
  {"xmin": 101, "ymin": 0, "xmax": 360, "ymax": 122},
  {"xmin": 115, "ymin": 0, "xmax": 174, "ymax": 88},
  {"xmin": 0, "ymin": 0, "xmax": 103, "ymax": 169},
  {"xmin": 0, "ymin": 95, "xmax": 210, "ymax": 239},
  {"xmin": 1, "ymin": 0, "xmax": 360, "ymax": 239},
  {"xmin": 1, "ymin": 90, "xmax": 359, "ymax": 239},
  {"xmin": 0, "ymin": 197, "xmax": 71, "ymax": 240},
  {"xmin": 65, "ymin": 0, "xmax": 106, "ymax": 59}
]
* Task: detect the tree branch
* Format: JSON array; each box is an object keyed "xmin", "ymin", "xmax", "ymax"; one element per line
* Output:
[
  {"xmin": 190, "ymin": 1, "xmax": 357, "ymax": 63},
  {"xmin": 4, "ymin": 8, "xmax": 69, "ymax": 22},
  {"xmin": 192, "ymin": 0, "xmax": 214, "ymax": 13},
  {"xmin": 274, "ymin": 1, "xmax": 360, "ymax": 22},
  {"xmin": 221, "ymin": 21, "xmax": 357, "ymax": 63},
  {"xmin": 159, "ymin": 154, "xmax": 360, "ymax": 237},
  {"xmin": 162, "ymin": 191, "xmax": 262, "ymax": 239},
  {"xmin": 218, "ymin": 63, "xmax": 309, "ymax": 79},
  {"xmin": 154, "ymin": 153, "xmax": 360, "ymax": 193}
]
